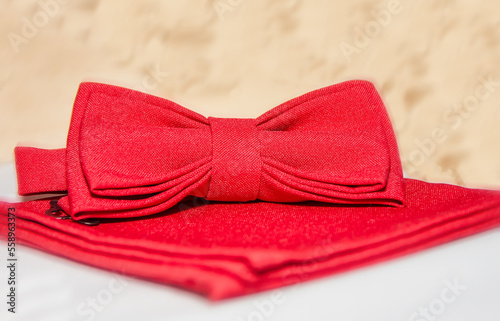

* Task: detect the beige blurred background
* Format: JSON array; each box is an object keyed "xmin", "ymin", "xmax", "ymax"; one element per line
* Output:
[{"xmin": 1, "ymin": 0, "xmax": 499, "ymax": 188}]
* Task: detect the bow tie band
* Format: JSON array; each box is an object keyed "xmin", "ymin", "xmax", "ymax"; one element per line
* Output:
[{"xmin": 15, "ymin": 80, "xmax": 405, "ymax": 221}]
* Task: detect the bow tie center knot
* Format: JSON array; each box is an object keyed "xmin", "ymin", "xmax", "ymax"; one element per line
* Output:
[{"xmin": 207, "ymin": 117, "xmax": 262, "ymax": 202}]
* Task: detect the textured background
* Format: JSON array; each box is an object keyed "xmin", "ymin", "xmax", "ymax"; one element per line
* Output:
[{"xmin": 1, "ymin": 0, "xmax": 500, "ymax": 188}]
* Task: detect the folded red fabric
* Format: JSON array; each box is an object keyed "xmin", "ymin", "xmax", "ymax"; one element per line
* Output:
[
  {"xmin": 1, "ymin": 179, "xmax": 500, "ymax": 299},
  {"xmin": 1, "ymin": 79, "xmax": 499, "ymax": 300}
]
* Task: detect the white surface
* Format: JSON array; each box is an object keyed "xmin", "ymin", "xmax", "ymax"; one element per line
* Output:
[{"xmin": 0, "ymin": 162, "xmax": 499, "ymax": 321}]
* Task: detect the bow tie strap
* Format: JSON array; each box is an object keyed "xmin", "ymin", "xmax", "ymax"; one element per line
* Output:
[{"xmin": 15, "ymin": 147, "xmax": 67, "ymax": 195}]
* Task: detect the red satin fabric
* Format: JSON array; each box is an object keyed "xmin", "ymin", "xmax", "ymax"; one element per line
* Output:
[
  {"xmin": 1, "ymin": 80, "xmax": 500, "ymax": 300},
  {"xmin": 1, "ymin": 179, "xmax": 500, "ymax": 299}
]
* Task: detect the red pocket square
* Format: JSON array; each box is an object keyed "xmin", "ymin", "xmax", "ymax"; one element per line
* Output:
[{"xmin": 1, "ymin": 179, "xmax": 500, "ymax": 299}]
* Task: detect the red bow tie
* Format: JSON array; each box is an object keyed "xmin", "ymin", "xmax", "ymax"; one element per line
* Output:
[
  {"xmin": 5, "ymin": 80, "xmax": 499, "ymax": 300},
  {"xmin": 15, "ymin": 80, "xmax": 405, "ymax": 221}
]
